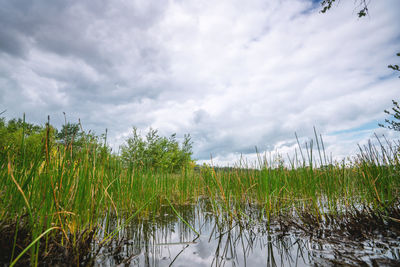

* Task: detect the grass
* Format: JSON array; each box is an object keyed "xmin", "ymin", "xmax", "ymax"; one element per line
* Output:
[{"xmin": 0, "ymin": 121, "xmax": 399, "ymax": 265}]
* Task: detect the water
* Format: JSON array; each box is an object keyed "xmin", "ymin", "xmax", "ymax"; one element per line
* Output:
[{"xmin": 93, "ymin": 202, "xmax": 400, "ymax": 266}]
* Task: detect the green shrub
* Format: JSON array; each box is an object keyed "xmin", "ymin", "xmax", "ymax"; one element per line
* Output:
[{"xmin": 121, "ymin": 127, "xmax": 193, "ymax": 172}]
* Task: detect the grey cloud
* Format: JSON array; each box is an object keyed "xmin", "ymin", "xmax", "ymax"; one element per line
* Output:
[
  {"xmin": 0, "ymin": 0, "xmax": 173, "ymax": 108},
  {"xmin": 0, "ymin": 0, "xmax": 170, "ymax": 77},
  {"xmin": 0, "ymin": 28, "xmax": 29, "ymax": 57},
  {"xmin": 193, "ymin": 109, "xmax": 209, "ymax": 124},
  {"xmin": 1, "ymin": 0, "xmax": 399, "ymax": 165}
]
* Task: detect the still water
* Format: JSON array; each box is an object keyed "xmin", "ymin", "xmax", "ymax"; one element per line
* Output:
[{"xmin": 93, "ymin": 202, "xmax": 400, "ymax": 266}]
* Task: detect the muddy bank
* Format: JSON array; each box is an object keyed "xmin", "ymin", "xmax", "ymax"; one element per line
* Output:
[
  {"xmin": 274, "ymin": 205, "xmax": 400, "ymax": 266},
  {"xmin": 0, "ymin": 221, "xmax": 96, "ymax": 267}
]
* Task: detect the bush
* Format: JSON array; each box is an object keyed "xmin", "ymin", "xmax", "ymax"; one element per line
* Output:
[{"xmin": 121, "ymin": 127, "xmax": 193, "ymax": 172}]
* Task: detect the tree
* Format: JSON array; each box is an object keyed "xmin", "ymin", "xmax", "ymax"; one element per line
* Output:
[
  {"xmin": 379, "ymin": 100, "xmax": 400, "ymax": 131},
  {"xmin": 318, "ymin": 1, "xmax": 399, "ymax": 132},
  {"xmin": 320, "ymin": 0, "xmax": 369, "ymax": 17},
  {"xmin": 379, "ymin": 53, "xmax": 400, "ymax": 131},
  {"xmin": 55, "ymin": 121, "xmax": 107, "ymax": 157},
  {"xmin": 56, "ymin": 122, "xmax": 82, "ymax": 145},
  {"xmin": 0, "ymin": 115, "xmax": 48, "ymax": 167},
  {"xmin": 388, "ymin": 52, "xmax": 400, "ymax": 78},
  {"xmin": 121, "ymin": 127, "xmax": 193, "ymax": 172}
]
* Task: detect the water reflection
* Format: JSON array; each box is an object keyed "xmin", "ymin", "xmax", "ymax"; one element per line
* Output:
[{"xmin": 93, "ymin": 202, "xmax": 400, "ymax": 266}]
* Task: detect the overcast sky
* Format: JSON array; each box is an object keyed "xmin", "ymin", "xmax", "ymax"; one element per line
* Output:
[{"xmin": 0, "ymin": 0, "xmax": 399, "ymax": 165}]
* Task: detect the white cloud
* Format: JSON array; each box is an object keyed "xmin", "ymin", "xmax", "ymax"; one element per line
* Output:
[{"xmin": 0, "ymin": 0, "xmax": 399, "ymax": 164}]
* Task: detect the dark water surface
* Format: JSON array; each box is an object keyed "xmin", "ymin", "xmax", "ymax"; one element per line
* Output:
[{"xmin": 93, "ymin": 202, "xmax": 400, "ymax": 266}]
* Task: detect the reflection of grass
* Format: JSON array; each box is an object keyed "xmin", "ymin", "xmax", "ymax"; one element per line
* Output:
[
  {"xmin": 96, "ymin": 202, "xmax": 400, "ymax": 266},
  {"xmin": 1, "ymin": 124, "xmax": 400, "ymax": 265}
]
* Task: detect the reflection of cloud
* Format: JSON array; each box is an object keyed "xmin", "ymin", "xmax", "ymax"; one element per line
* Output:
[
  {"xmin": 140, "ymin": 219, "xmax": 311, "ymax": 267},
  {"xmin": 1, "ymin": 0, "xmax": 399, "ymax": 164},
  {"xmin": 193, "ymin": 238, "xmax": 212, "ymax": 259}
]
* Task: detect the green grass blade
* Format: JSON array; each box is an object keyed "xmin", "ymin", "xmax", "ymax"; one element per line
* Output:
[{"xmin": 10, "ymin": 227, "xmax": 59, "ymax": 267}]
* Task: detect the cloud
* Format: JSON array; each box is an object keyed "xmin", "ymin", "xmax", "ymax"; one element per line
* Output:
[{"xmin": 0, "ymin": 0, "xmax": 399, "ymax": 164}]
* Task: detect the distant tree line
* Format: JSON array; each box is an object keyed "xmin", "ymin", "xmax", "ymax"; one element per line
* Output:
[
  {"xmin": 0, "ymin": 114, "xmax": 193, "ymax": 172},
  {"xmin": 0, "ymin": 115, "xmax": 107, "ymax": 167},
  {"xmin": 0, "ymin": 115, "xmax": 46, "ymax": 166}
]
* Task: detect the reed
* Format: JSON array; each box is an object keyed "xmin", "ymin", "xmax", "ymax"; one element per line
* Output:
[{"xmin": 0, "ymin": 119, "xmax": 399, "ymax": 265}]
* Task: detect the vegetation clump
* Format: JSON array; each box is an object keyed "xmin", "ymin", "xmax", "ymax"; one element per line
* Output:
[{"xmin": 121, "ymin": 127, "xmax": 193, "ymax": 172}]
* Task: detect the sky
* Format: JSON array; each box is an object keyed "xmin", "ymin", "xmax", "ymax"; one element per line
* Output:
[{"xmin": 0, "ymin": 0, "xmax": 399, "ymax": 165}]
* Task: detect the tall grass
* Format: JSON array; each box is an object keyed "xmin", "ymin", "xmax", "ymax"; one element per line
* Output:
[{"xmin": 0, "ymin": 121, "xmax": 399, "ymax": 265}]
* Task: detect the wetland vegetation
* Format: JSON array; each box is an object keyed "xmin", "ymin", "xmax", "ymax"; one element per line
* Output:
[{"xmin": 0, "ymin": 115, "xmax": 399, "ymax": 266}]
